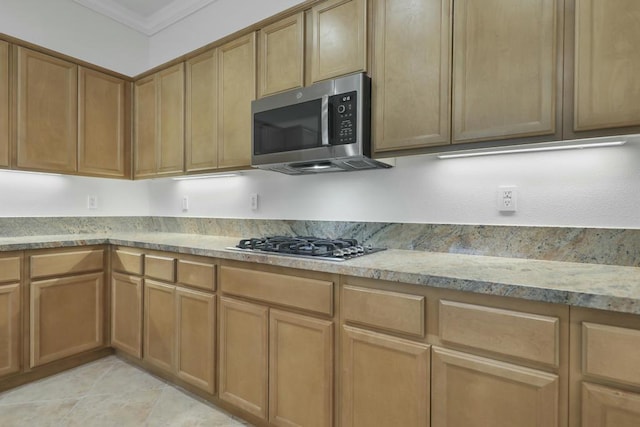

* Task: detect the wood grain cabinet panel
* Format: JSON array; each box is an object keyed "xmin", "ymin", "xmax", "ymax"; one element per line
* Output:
[
  {"xmin": 30, "ymin": 273, "xmax": 104, "ymax": 367},
  {"xmin": 310, "ymin": 0, "xmax": 367, "ymax": 83},
  {"xmin": 78, "ymin": 67, "xmax": 129, "ymax": 178},
  {"xmin": 219, "ymin": 297, "xmax": 269, "ymax": 420},
  {"xmin": 567, "ymin": 0, "xmax": 640, "ymax": 135},
  {"xmin": 0, "ymin": 256, "xmax": 20, "ymax": 283},
  {"xmin": 581, "ymin": 382, "xmax": 640, "ymax": 427},
  {"xmin": 432, "ymin": 347, "xmax": 560, "ymax": 427},
  {"xmin": 134, "ymin": 74, "xmax": 157, "ymax": 177},
  {"xmin": 15, "ymin": 47, "xmax": 77, "ymax": 173},
  {"xmin": 258, "ymin": 13, "xmax": 304, "ymax": 98},
  {"xmin": 0, "ymin": 283, "xmax": 20, "ymax": 378},
  {"xmin": 0, "ymin": 40, "xmax": 8, "ymax": 167},
  {"xmin": 30, "ymin": 249, "xmax": 104, "ymax": 279},
  {"xmin": 342, "ymin": 326, "xmax": 430, "ymax": 427},
  {"xmin": 177, "ymin": 258, "xmax": 216, "ymax": 291},
  {"xmin": 144, "ymin": 255, "xmax": 176, "ymax": 283},
  {"xmin": 143, "ymin": 280, "xmax": 176, "ymax": 372},
  {"xmin": 582, "ymin": 322, "xmax": 640, "ymax": 387},
  {"xmin": 112, "ymin": 249, "xmax": 144, "ymax": 275},
  {"xmin": 111, "ymin": 273, "xmax": 142, "ymax": 358},
  {"xmin": 372, "ymin": 0, "xmax": 451, "ymax": 152},
  {"xmin": 452, "ymin": 0, "xmax": 559, "ymax": 144},
  {"xmin": 218, "ymin": 33, "xmax": 255, "ymax": 169},
  {"xmin": 157, "ymin": 63, "xmax": 184, "ymax": 174},
  {"xmin": 269, "ymin": 309, "xmax": 333, "ymax": 427}
]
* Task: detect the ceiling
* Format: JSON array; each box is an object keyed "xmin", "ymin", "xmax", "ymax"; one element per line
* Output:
[{"xmin": 73, "ymin": 0, "xmax": 219, "ymax": 36}]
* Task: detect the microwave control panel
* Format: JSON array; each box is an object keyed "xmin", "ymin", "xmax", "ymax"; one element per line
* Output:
[{"xmin": 331, "ymin": 91, "xmax": 357, "ymax": 145}]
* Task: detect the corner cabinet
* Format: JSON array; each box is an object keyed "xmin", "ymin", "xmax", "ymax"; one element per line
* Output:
[
  {"xmin": 15, "ymin": 47, "xmax": 78, "ymax": 173},
  {"xmin": 0, "ymin": 254, "xmax": 21, "ymax": 379},
  {"xmin": 134, "ymin": 63, "xmax": 185, "ymax": 178},
  {"xmin": 0, "ymin": 41, "xmax": 8, "ymax": 168}
]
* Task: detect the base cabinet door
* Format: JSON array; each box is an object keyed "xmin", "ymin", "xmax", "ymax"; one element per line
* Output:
[
  {"xmin": 581, "ymin": 383, "xmax": 640, "ymax": 427},
  {"xmin": 143, "ymin": 280, "xmax": 175, "ymax": 372},
  {"xmin": 0, "ymin": 283, "xmax": 20, "ymax": 377},
  {"xmin": 431, "ymin": 347, "xmax": 560, "ymax": 427},
  {"xmin": 30, "ymin": 273, "xmax": 104, "ymax": 367},
  {"xmin": 269, "ymin": 309, "xmax": 333, "ymax": 427},
  {"xmin": 176, "ymin": 288, "xmax": 215, "ymax": 394},
  {"xmin": 111, "ymin": 273, "xmax": 142, "ymax": 358},
  {"xmin": 219, "ymin": 297, "xmax": 269, "ymax": 419},
  {"xmin": 342, "ymin": 325, "xmax": 430, "ymax": 427}
]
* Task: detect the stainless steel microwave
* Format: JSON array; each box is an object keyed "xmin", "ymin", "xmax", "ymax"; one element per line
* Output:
[{"xmin": 251, "ymin": 73, "xmax": 392, "ymax": 174}]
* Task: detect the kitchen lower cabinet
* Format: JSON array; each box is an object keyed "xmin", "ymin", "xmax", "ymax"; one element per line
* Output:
[
  {"xmin": 0, "ymin": 40, "xmax": 8, "ymax": 167},
  {"xmin": 581, "ymin": 383, "xmax": 640, "ymax": 427},
  {"xmin": 143, "ymin": 280, "xmax": 176, "ymax": 372},
  {"xmin": 342, "ymin": 325, "xmax": 430, "ymax": 427},
  {"xmin": 432, "ymin": 347, "xmax": 560, "ymax": 427},
  {"xmin": 110, "ymin": 272, "xmax": 142, "ymax": 358},
  {"xmin": 0, "ymin": 282, "xmax": 20, "ymax": 378}
]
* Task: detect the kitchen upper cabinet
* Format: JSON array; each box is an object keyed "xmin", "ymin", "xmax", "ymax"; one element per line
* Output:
[
  {"xmin": 110, "ymin": 272, "xmax": 142, "ymax": 358},
  {"xmin": 371, "ymin": 0, "xmax": 451, "ymax": 153},
  {"xmin": 452, "ymin": 0, "xmax": 561, "ymax": 144},
  {"xmin": 15, "ymin": 47, "xmax": 77, "ymax": 173},
  {"xmin": 564, "ymin": 0, "xmax": 640, "ymax": 138},
  {"xmin": 218, "ymin": 33, "xmax": 255, "ymax": 169},
  {"xmin": 309, "ymin": 0, "xmax": 367, "ymax": 83},
  {"xmin": 143, "ymin": 279, "xmax": 176, "ymax": 372},
  {"xmin": 134, "ymin": 63, "xmax": 184, "ymax": 178},
  {"xmin": 0, "ymin": 41, "xmax": 8, "ymax": 168},
  {"xmin": 78, "ymin": 67, "xmax": 130, "ymax": 178},
  {"xmin": 258, "ymin": 13, "xmax": 304, "ymax": 98},
  {"xmin": 432, "ymin": 347, "xmax": 561, "ymax": 427}
]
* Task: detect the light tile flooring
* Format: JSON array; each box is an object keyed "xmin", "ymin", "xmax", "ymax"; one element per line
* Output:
[{"xmin": 0, "ymin": 356, "xmax": 252, "ymax": 427}]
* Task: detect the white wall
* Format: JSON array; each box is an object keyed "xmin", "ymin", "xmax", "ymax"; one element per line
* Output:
[
  {"xmin": 0, "ymin": 0, "xmax": 149, "ymax": 76},
  {"xmin": 148, "ymin": 136, "xmax": 640, "ymax": 228}
]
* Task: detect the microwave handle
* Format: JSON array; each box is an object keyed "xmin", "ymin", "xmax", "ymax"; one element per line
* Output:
[{"xmin": 321, "ymin": 94, "xmax": 330, "ymax": 146}]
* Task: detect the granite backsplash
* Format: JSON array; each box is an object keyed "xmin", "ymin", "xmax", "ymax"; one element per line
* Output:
[{"xmin": 1, "ymin": 216, "xmax": 638, "ymax": 267}]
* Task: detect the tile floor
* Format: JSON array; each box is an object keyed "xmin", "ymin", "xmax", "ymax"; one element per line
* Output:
[{"xmin": 0, "ymin": 356, "xmax": 252, "ymax": 427}]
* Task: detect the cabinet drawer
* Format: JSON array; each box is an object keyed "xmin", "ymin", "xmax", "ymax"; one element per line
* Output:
[
  {"xmin": 145, "ymin": 255, "xmax": 176, "ymax": 282},
  {"xmin": 439, "ymin": 300, "xmax": 559, "ymax": 366},
  {"xmin": 0, "ymin": 256, "xmax": 20, "ymax": 283},
  {"xmin": 30, "ymin": 249, "xmax": 104, "ymax": 279},
  {"xmin": 220, "ymin": 266, "xmax": 333, "ymax": 316},
  {"xmin": 112, "ymin": 249, "xmax": 143, "ymax": 275},
  {"xmin": 177, "ymin": 259, "xmax": 216, "ymax": 291},
  {"xmin": 583, "ymin": 322, "xmax": 640, "ymax": 387},
  {"xmin": 343, "ymin": 285, "xmax": 425, "ymax": 337}
]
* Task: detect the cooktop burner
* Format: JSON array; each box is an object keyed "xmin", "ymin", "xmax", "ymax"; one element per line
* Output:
[{"xmin": 227, "ymin": 236, "xmax": 386, "ymax": 261}]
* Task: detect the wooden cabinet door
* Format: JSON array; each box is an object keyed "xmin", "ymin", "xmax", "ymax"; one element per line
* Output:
[
  {"xmin": 431, "ymin": 347, "xmax": 561, "ymax": 427},
  {"xmin": 219, "ymin": 297, "xmax": 268, "ymax": 419},
  {"xmin": 30, "ymin": 273, "xmax": 104, "ymax": 367},
  {"xmin": 342, "ymin": 326, "xmax": 430, "ymax": 427},
  {"xmin": 0, "ymin": 283, "xmax": 20, "ymax": 377},
  {"xmin": 452, "ymin": 0, "xmax": 560, "ymax": 144},
  {"xmin": 581, "ymin": 383, "xmax": 640, "ymax": 427},
  {"xmin": 110, "ymin": 273, "xmax": 142, "ymax": 358},
  {"xmin": 0, "ymin": 40, "xmax": 8, "ymax": 168},
  {"xmin": 372, "ymin": 0, "xmax": 451, "ymax": 153},
  {"xmin": 78, "ymin": 67, "xmax": 129, "ymax": 178},
  {"xmin": 134, "ymin": 74, "xmax": 157, "ymax": 178},
  {"xmin": 269, "ymin": 309, "xmax": 333, "ymax": 427},
  {"xmin": 310, "ymin": 0, "xmax": 367, "ymax": 83},
  {"xmin": 143, "ymin": 280, "xmax": 175, "ymax": 372},
  {"xmin": 176, "ymin": 288, "xmax": 215, "ymax": 394},
  {"xmin": 186, "ymin": 49, "xmax": 218, "ymax": 172},
  {"xmin": 15, "ymin": 47, "xmax": 77, "ymax": 173},
  {"xmin": 218, "ymin": 33, "xmax": 255, "ymax": 169},
  {"xmin": 258, "ymin": 13, "xmax": 304, "ymax": 98},
  {"xmin": 565, "ymin": 0, "xmax": 640, "ymax": 137},
  {"xmin": 157, "ymin": 63, "xmax": 184, "ymax": 175}
]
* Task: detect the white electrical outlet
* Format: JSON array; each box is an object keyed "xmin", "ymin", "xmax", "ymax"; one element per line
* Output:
[
  {"xmin": 497, "ymin": 186, "xmax": 517, "ymax": 212},
  {"xmin": 250, "ymin": 193, "xmax": 259, "ymax": 210},
  {"xmin": 182, "ymin": 196, "xmax": 189, "ymax": 211},
  {"xmin": 87, "ymin": 195, "xmax": 98, "ymax": 210}
]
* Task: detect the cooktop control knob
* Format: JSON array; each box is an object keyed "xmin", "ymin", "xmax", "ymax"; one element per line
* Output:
[{"xmin": 337, "ymin": 104, "xmax": 346, "ymax": 114}]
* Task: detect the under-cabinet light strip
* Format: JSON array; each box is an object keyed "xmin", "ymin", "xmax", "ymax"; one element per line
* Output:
[
  {"xmin": 172, "ymin": 172, "xmax": 245, "ymax": 180},
  {"xmin": 437, "ymin": 140, "xmax": 627, "ymax": 159}
]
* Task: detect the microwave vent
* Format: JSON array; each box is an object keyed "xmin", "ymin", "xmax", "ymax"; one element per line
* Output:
[{"xmin": 344, "ymin": 159, "xmax": 375, "ymax": 169}]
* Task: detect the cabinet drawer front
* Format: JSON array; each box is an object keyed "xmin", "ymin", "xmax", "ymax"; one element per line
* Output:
[
  {"xmin": 220, "ymin": 266, "xmax": 333, "ymax": 316},
  {"xmin": 0, "ymin": 256, "xmax": 21, "ymax": 283},
  {"xmin": 439, "ymin": 300, "xmax": 559, "ymax": 366},
  {"xmin": 30, "ymin": 249, "xmax": 104, "ymax": 279},
  {"xmin": 343, "ymin": 285, "xmax": 425, "ymax": 337},
  {"xmin": 113, "ymin": 250, "xmax": 143, "ymax": 275},
  {"xmin": 177, "ymin": 259, "xmax": 216, "ymax": 291},
  {"xmin": 145, "ymin": 255, "xmax": 176, "ymax": 282},
  {"xmin": 583, "ymin": 322, "xmax": 640, "ymax": 387}
]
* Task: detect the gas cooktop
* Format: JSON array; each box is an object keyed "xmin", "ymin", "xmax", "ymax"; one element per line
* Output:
[{"xmin": 227, "ymin": 236, "xmax": 386, "ymax": 261}]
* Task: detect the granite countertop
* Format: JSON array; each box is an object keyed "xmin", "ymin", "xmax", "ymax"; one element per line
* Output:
[{"xmin": 2, "ymin": 232, "xmax": 639, "ymax": 315}]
